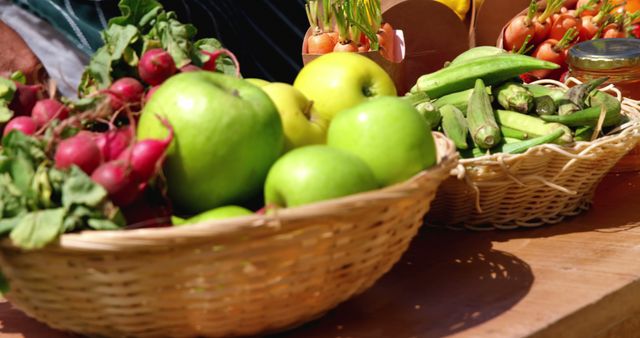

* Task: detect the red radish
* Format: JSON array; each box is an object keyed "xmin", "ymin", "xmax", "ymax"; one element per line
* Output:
[
  {"xmin": 109, "ymin": 77, "xmax": 144, "ymax": 105},
  {"xmin": 91, "ymin": 160, "xmax": 143, "ymax": 207},
  {"xmin": 576, "ymin": 0, "xmax": 602, "ymax": 17},
  {"xmin": 532, "ymin": 0, "xmax": 565, "ymax": 44},
  {"xmin": 180, "ymin": 64, "xmax": 202, "ymax": 73},
  {"xmin": 519, "ymin": 73, "xmax": 539, "ymax": 83},
  {"xmin": 144, "ymin": 85, "xmax": 161, "ymax": 103},
  {"xmin": 550, "ymin": 13, "xmax": 583, "ymax": 40},
  {"xmin": 333, "ymin": 42, "xmax": 358, "ymax": 52},
  {"xmin": 531, "ymin": 27, "xmax": 578, "ymax": 79},
  {"xmin": 55, "ymin": 132, "xmax": 103, "ymax": 174},
  {"xmin": 9, "ymin": 83, "xmax": 43, "ymax": 116},
  {"xmin": 106, "ymin": 92, "xmax": 124, "ymax": 111},
  {"xmin": 117, "ymin": 116, "xmax": 173, "ymax": 182},
  {"xmin": 504, "ymin": 0, "xmax": 538, "ymax": 51},
  {"xmin": 3, "ymin": 116, "xmax": 37, "ymax": 137},
  {"xmin": 122, "ymin": 195, "xmax": 172, "ymax": 229},
  {"xmin": 308, "ymin": 33, "xmax": 335, "ymax": 54},
  {"xmin": 201, "ymin": 49, "xmax": 241, "ymax": 77},
  {"xmin": 580, "ymin": 15, "xmax": 600, "ymax": 40},
  {"xmin": 379, "ymin": 22, "xmax": 395, "ymax": 61},
  {"xmin": 138, "ymin": 49, "xmax": 177, "ymax": 86},
  {"xmin": 94, "ymin": 126, "xmax": 134, "ymax": 161},
  {"xmin": 327, "ymin": 31, "xmax": 339, "ymax": 45},
  {"xmin": 602, "ymin": 23, "xmax": 626, "ymax": 37},
  {"xmin": 358, "ymin": 34, "xmax": 371, "ymax": 52},
  {"xmin": 633, "ymin": 24, "xmax": 640, "ymax": 38},
  {"xmin": 31, "ymin": 99, "xmax": 69, "ymax": 128}
]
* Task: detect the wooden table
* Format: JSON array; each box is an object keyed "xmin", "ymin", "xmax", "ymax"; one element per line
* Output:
[{"xmin": 3, "ymin": 171, "xmax": 640, "ymax": 338}]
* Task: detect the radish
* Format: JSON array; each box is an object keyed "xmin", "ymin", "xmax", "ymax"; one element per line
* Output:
[
  {"xmin": 109, "ymin": 77, "xmax": 144, "ymax": 105},
  {"xmin": 138, "ymin": 49, "xmax": 177, "ymax": 86},
  {"xmin": 201, "ymin": 49, "xmax": 241, "ymax": 77},
  {"xmin": 576, "ymin": 0, "xmax": 602, "ymax": 17},
  {"xmin": 118, "ymin": 116, "xmax": 173, "ymax": 182},
  {"xmin": 602, "ymin": 23, "xmax": 626, "ymax": 37},
  {"xmin": 550, "ymin": 13, "xmax": 583, "ymax": 40},
  {"xmin": 580, "ymin": 0, "xmax": 618, "ymax": 39},
  {"xmin": 530, "ymin": 27, "xmax": 578, "ymax": 79},
  {"xmin": 180, "ymin": 64, "xmax": 202, "ymax": 73},
  {"xmin": 54, "ymin": 132, "xmax": 103, "ymax": 174},
  {"xmin": 530, "ymin": 0, "xmax": 565, "ymax": 44},
  {"xmin": 94, "ymin": 126, "xmax": 134, "ymax": 161},
  {"xmin": 308, "ymin": 33, "xmax": 335, "ymax": 54},
  {"xmin": 8, "ymin": 83, "xmax": 43, "ymax": 116},
  {"xmin": 504, "ymin": 0, "xmax": 538, "ymax": 51},
  {"xmin": 3, "ymin": 116, "xmax": 37, "ymax": 137},
  {"xmin": 144, "ymin": 85, "xmax": 161, "ymax": 103},
  {"xmin": 31, "ymin": 98, "xmax": 70, "ymax": 128},
  {"xmin": 91, "ymin": 160, "xmax": 143, "ymax": 207}
]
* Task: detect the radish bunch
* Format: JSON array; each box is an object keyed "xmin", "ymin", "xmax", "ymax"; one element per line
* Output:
[{"xmin": 503, "ymin": 0, "xmax": 640, "ymax": 81}]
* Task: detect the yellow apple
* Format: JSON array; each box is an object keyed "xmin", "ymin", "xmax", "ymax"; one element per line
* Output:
[
  {"xmin": 293, "ymin": 53, "xmax": 396, "ymax": 121},
  {"xmin": 261, "ymin": 82, "xmax": 328, "ymax": 151},
  {"xmin": 245, "ymin": 78, "xmax": 270, "ymax": 87}
]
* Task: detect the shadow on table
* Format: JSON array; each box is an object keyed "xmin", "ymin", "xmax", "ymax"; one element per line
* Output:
[
  {"xmin": 0, "ymin": 300, "xmax": 74, "ymax": 338},
  {"xmin": 276, "ymin": 227, "xmax": 533, "ymax": 338}
]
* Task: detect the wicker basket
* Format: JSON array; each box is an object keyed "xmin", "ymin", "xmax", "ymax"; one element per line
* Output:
[
  {"xmin": 0, "ymin": 133, "xmax": 457, "ymax": 338},
  {"xmin": 426, "ymin": 79, "xmax": 640, "ymax": 230}
]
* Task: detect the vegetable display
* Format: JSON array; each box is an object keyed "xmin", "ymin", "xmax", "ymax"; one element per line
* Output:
[
  {"xmin": 304, "ymin": 0, "xmax": 396, "ymax": 60},
  {"xmin": 501, "ymin": 0, "xmax": 640, "ymax": 81},
  {"xmin": 409, "ymin": 46, "xmax": 627, "ymax": 157}
]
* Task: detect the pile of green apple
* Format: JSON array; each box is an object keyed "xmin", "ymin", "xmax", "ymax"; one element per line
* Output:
[{"xmin": 138, "ymin": 52, "xmax": 438, "ymax": 224}]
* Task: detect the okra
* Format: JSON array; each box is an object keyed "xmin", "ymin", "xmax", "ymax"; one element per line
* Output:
[
  {"xmin": 565, "ymin": 77, "xmax": 609, "ymax": 109},
  {"xmin": 542, "ymin": 91, "xmax": 622, "ymax": 127},
  {"xmin": 440, "ymin": 104, "xmax": 469, "ymax": 150},
  {"xmin": 524, "ymin": 84, "xmax": 566, "ymax": 104},
  {"xmin": 501, "ymin": 125, "xmax": 530, "ymax": 140},
  {"xmin": 558, "ymin": 103, "xmax": 580, "ymax": 116},
  {"xmin": 496, "ymin": 129, "xmax": 565, "ymax": 154},
  {"xmin": 449, "ymin": 46, "xmax": 507, "ymax": 66},
  {"xmin": 467, "ymin": 79, "xmax": 502, "ymax": 149},
  {"xmin": 494, "ymin": 82, "xmax": 534, "ymax": 113},
  {"xmin": 432, "ymin": 86, "xmax": 493, "ymax": 116},
  {"xmin": 495, "ymin": 109, "xmax": 573, "ymax": 144},
  {"xmin": 411, "ymin": 54, "xmax": 560, "ymax": 98},
  {"xmin": 415, "ymin": 102, "xmax": 442, "ymax": 130},
  {"xmin": 533, "ymin": 96, "xmax": 556, "ymax": 116}
]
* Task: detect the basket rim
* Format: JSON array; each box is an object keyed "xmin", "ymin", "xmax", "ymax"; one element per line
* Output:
[{"xmin": 0, "ymin": 133, "xmax": 458, "ymax": 252}]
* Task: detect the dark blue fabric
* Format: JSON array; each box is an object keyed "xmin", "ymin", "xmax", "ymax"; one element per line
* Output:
[{"xmin": 10, "ymin": 0, "xmax": 308, "ymax": 82}]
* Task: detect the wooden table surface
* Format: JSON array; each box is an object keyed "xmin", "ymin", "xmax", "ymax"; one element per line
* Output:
[{"xmin": 3, "ymin": 171, "xmax": 640, "ymax": 338}]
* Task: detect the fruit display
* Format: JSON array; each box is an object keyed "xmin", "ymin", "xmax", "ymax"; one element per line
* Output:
[
  {"xmin": 499, "ymin": 0, "xmax": 640, "ymax": 81},
  {"xmin": 409, "ymin": 47, "xmax": 631, "ymax": 157},
  {"xmin": 0, "ymin": 0, "xmax": 439, "ymax": 253}
]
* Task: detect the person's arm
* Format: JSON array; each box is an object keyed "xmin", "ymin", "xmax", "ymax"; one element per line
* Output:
[{"xmin": 0, "ymin": 21, "xmax": 47, "ymax": 84}]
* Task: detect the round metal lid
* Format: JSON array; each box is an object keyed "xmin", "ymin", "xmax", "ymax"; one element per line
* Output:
[{"xmin": 567, "ymin": 38, "xmax": 640, "ymax": 70}]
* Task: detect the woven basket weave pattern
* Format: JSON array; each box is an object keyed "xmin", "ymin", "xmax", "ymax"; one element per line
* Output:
[
  {"xmin": 427, "ymin": 81, "xmax": 640, "ymax": 230},
  {"xmin": 0, "ymin": 133, "xmax": 457, "ymax": 338}
]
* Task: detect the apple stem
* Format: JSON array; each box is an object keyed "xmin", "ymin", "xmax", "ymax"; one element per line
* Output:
[
  {"xmin": 362, "ymin": 86, "xmax": 374, "ymax": 97},
  {"xmin": 303, "ymin": 100, "xmax": 315, "ymax": 119}
]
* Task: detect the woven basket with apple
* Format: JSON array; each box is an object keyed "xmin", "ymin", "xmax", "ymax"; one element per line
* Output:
[{"xmin": 0, "ymin": 1, "xmax": 458, "ymax": 337}]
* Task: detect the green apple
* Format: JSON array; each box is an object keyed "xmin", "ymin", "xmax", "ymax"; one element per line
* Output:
[
  {"xmin": 261, "ymin": 82, "xmax": 328, "ymax": 151},
  {"xmin": 293, "ymin": 53, "xmax": 396, "ymax": 121},
  {"xmin": 173, "ymin": 205, "xmax": 254, "ymax": 226},
  {"xmin": 245, "ymin": 78, "xmax": 270, "ymax": 87},
  {"xmin": 138, "ymin": 72, "xmax": 284, "ymax": 213},
  {"xmin": 327, "ymin": 96, "xmax": 437, "ymax": 186},
  {"xmin": 264, "ymin": 145, "xmax": 379, "ymax": 208}
]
